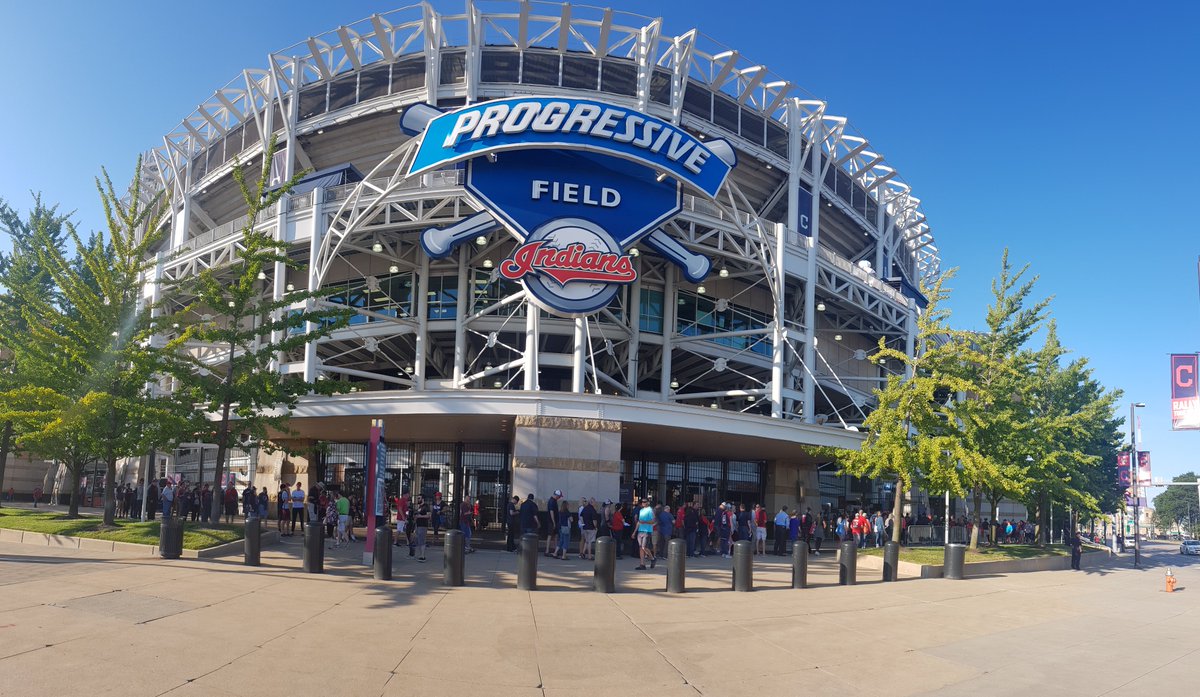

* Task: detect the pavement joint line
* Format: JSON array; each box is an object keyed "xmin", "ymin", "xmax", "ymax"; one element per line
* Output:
[
  {"xmin": 526, "ymin": 591, "xmax": 545, "ymax": 690},
  {"xmin": 0, "ymin": 634, "xmax": 88, "ymax": 663},
  {"xmin": 1097, "ymin": 643, "xmax": 1200, "ymax": 696},
  {"xmin": 137, "ymin": 578, "xmax": 289, "ymax": 625},
  {"xmin": 605, "ymin": 594, "xmax": 695, "ymax": 690}
]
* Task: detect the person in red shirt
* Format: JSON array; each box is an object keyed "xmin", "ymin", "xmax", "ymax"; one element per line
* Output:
[
  {"xmin": 609, "ymin": 505, "xmax": 625, "ymax": 559},
  {"xmin": 754, "ymin": 504, "xmax": 768, "ymax": 555}
]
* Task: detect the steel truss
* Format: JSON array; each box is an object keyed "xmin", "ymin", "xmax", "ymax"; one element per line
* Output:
[{"xmin": 147, "ymin": 1, "xmax": 933, "ymax": 428}]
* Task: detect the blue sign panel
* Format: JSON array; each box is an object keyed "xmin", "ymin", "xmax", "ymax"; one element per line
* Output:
[
  {"xmin": 405, "ymin": 97, "xmax": 733, "ymax": 198},
  {"xmin": 405, "ymin": 98, "xmax": 739, "ymax": 316},
  {"xmin": 466, "ymin": 149, "xmax": 680, "ymax": 247}
]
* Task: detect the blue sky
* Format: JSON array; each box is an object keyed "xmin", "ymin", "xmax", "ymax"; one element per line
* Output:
[{"xmin": 2, "ymin": 1, "xmax": 1198, "ymax": 491}]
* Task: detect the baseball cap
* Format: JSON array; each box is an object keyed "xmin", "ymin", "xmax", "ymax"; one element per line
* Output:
[
  {"xmin": 553, "ymin": 489, "xmax": 563, "ymax": 497},
  {"xmin": 604, "ymin": 499, "xmax": 613, "ymax": 505}
]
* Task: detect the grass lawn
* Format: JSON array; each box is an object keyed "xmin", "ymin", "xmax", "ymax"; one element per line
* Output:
[
  {"xmin": 0, "ymin": 508, "xmax": 243, "ymax": 550},
  {"xmin": 859, "ymin": 543, "xmax": 1077, "ymax": 566}
]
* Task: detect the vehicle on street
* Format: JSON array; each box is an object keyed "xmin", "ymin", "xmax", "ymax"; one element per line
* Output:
[{"xmin": 1180, "ymin": 539, "xmax": 1200, "ymax": 555}]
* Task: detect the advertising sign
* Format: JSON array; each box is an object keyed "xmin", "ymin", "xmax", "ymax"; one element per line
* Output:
[
  {"xmin": 363, "ymin": 422, "xmax": 384, "ymax": 565},
  {"xmin": 1171, "ymin": 354, "xmax": 1200, "ymax": 429},
  {"xmin": 1137, "ymin": 451, "xmax": 1151, "ymax": 486},
  {"xmin": 402, "ymin": 97, "xmax": 739, "ymax": 316}
]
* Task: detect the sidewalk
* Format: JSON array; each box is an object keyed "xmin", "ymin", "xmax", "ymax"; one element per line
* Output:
[{"xmin": 0, "ymin": 536, "xmax": 1196, "ymax": 696}]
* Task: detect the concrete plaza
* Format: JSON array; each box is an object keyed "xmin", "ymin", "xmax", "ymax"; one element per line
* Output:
[{"xmin": 0, "ymin": 531, "xmax": 1195, "ymax": 697}]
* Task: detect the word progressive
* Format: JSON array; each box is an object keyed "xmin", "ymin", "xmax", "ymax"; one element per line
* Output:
[{"xmin": 442, "ymin": 100, "xmax": 713, "ymax": 174}]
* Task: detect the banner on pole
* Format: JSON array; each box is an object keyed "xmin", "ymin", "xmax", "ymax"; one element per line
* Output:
[{"xmin": 1171, "ymin": 353, "xmax": 1200, "ymax": 429}]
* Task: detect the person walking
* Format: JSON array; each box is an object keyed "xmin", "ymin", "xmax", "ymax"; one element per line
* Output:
[
  {"xmin": 754, "ymin": 504, "xmax": 768, "ymax": 555},
  {"xmin": 872, "ymin": 511, "xmax": 884, "ymax": 548},
  {"xmin": 773, "ymin": 506, "xmax": 789, "ymax": 556},
  {"xmin": 580, "ymin": 498, "xmax": 597, "ymax": 560},
  {"xmin": 715, "ymin": 503, "xmax": 732, "ymax": 558},
  {"xmin": 519, "ymin": 493, "xmax": 540, "ymax": 537},
  {"xmin": 412, "ymin": 495, "xmax": 431, "ymax": 562},
  {"xmin": 1070, "ymin": 530, "xmax": 1082, "ymax": 570},
  {"xmin": 430, "ymin": 492, "xmax": 444, "ymax": 545},
  {"xmin": 459, "ymin": 497, "xmax": 475, "ymax": 553},
  {"xmin": 812, "ymin": 514, "xmax": 825, "ymax": 555},
  {"xmin": 609, "ymin": 503, "xmax": 625, "ymax": 560},
  {"xmin": 635, "ymin": 501, "xmax": 657, "ymax": 570},
  {"xmin": 555, "ymin": 499, "xmax": 571, "ymax": 560},
  {"xmin": 289, "ymin": 482, "xmax": 306, "ymax": 534},
  {"xmin": 544, "ymin": 489, "xmax": 562, "ymax": 557},
  {"xmin": 277, "ymin": 485, "xmax": 290, "ymax": 534},
  {"xmin": 505, "ymin": 495, "xmax": 520, "ymax": 552}
]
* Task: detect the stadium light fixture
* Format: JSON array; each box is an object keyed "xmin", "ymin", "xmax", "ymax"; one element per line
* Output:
[
  {"xmin": 371, "ymin": 241, "xmax": 383, "ymax": 253},
  {"xmin": 286, "ymin": 283, "xmax": 295, "ymax": 291},
  {"xmin": 629, "ymin": 247, "xmax": 640, "ymax": 257},
  {"xmin": 719, "ymin": 266, "xmax": 729, "ymax": 278},
  {"xmin": 816, "ymin": 301, "xmax": 826, "ymax": 312},
  {"xmin": 389, "ymin": 265, "xmax": 399, "ymax": 274},
  {"xmin": 834, "ymin": 334, "xmax": 843, "ymax": 341},
  {"xmin": 475, "ymin": 235, "xmax": 487, "ymax": 246},
  {"xmin": 483, "ymin": 259, "xmax": 494, "ymax": 269},
  {"xmin": 697, "ymin": 285, "xmax": 706, "ymax": 294},
  {"xmin": 256, "ymin": 271, "xmax": 267, "ymax": 280},
  {"xmin": 670, "ymin": 378, "xmax": 679, "ymax": 389}
]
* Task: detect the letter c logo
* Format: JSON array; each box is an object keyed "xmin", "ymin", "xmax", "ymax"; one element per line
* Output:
[{"xmin": 1177, "ymin": 364, "xmax": 1194, "ymax": 388}]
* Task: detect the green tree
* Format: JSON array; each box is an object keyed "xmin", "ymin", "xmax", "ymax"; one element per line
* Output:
[
  {"xmin": 0, "ymin": 195, "xmax": 69, "ymax": 507},
  {"xmin": 0, "ymin": 165, "xmax": 198, "ymax": 521},
  {"xmin": 1019, "ymin": 323, "xmax": 1123, "ymax": 543},
  {"xmin": 166, "ymin": 139, "xmax": 351, "ymax": 525},
  {"xmin": 955, "ymin": 252, "xmax": 1049, "ymax": 548},
  {"xmin": 1153, "ymin": 472, "xmax": 1200, "ymax": 538},
  {"xmin": 825, "ymin": 273, "xmax": 983, "ymax": 543}
]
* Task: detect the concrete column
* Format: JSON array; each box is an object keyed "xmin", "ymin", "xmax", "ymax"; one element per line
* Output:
[{"xmin": 510, "ymin": 416, "xmax": 621, "ymax": 504}]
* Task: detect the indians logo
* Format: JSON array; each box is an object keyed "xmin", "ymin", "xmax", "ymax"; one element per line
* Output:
[{"xmin": 402, "ymin": 97, "xmax": 737, "ymax": 317}]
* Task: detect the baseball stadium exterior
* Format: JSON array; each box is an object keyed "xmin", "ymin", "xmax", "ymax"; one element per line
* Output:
[{"xmin": 115, "ymin": 2, "xmax": 941, "ymax": 528}]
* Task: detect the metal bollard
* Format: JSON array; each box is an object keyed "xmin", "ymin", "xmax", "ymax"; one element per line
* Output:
[
  {"xmin": 732, "ymin": 540, "xmax": 753, "ymax": 591},
  {"xmin": 444, "ymin": 529, "xmax": 465, "ymax": 586},
  {"xmin": 244, "ymin": 519, "xmax": 261, "ymax": 566},
  {"xmin": 159, "ymin": 517, "xmax": 182, "ymax": 559},
  {"xmin": 791, "ymin": 541, "xmax": 808, "ymax": 589},
  {"xmin": 594, "ymin": 536, "xmax": 616, "ymax": 593},
  {"xmin": 517, "ymin": 533, "xmax": 539, "ymax": 590},
  {"xmin": 374, "ymin": 525, "xmax": 393, "ymax": 580},
  {"xmin": 943, "ymin": 543, "xmax": 966, "ymax": 580},
  {"xmin": 667, "ymin": 538, "xmax": 686, "ymax": 593},
  {"xmin": 838, "ymin": 540, "xmax": 857, "ymax": 585},
  {"xmin": 883, "ymin": 541, "xmax": 900, "ymax": 582},
  {"xmin": 303, "ymin": 522, "xmax": 324, "ymax": 573}
]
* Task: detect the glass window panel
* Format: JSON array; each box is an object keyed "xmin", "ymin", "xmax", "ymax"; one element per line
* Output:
[
  {"xmin": 440, "ymin": 51, "xmax": 466, "ymax": 85},
  {"xmin": 522, "ymin": 50, "xmax": 560, "ymax": 86},
  {"xmin": 765, "ymin": 120, "xmax": 788, "ymax": 157},
  {"xmin": 297, "ymin": 84, "xmax": 327, "ymax": 121},
  {"xmin": 712, "ymin": 94, "xmax": 739, "ymax": 133},
  {"xmin": 481, "ymin": 50, "xmax": 520, "ymax": 83},
  {"xmin": 224, "ymin": 125, "xmax": 245, "ymax": 160},
  {"xmin": 682, "ymin": 81, "xmax": 712, "ymax": 120},
  {"xmin": 601, "ymin": 60, "xmax": 637, "ymax": 96},
  {"xmin": 392, "ymin": 57, "xmax": 426, "ymax": 93},
  {"xmin": 638, "ymin": 288, "xmax": 663, "ymax": 334},
  {"xmin": 740, "ymin": 109, "xmax": 764, "ymax": 146},
  {"xmin": 242, "ymin": 116, "xmax": 259, "ymax": 148},
  {"xmin": 358, "ymin": 65, "xmax": 390, "ymax": 101},
  {"xmin": 650, "ymin": 69, "xmax": 672, "ymax": 105},
  {"xmin": 562, "ymin": 55, "xmax": 598, "ymax": 90},
  {"xmin": 327, "ymin": 74, "xmax": 358, "ymax": 112}
]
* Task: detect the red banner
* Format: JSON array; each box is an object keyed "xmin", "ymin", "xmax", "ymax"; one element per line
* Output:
[{"xmin": 1171, "ymin": 354, "xmax": 1200, "ymax": 429}]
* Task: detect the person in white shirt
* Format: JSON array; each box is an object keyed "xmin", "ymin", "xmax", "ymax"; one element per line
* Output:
[{"xmin": 290, "ymin": 482, "xmax": 306, "ymax": 535}]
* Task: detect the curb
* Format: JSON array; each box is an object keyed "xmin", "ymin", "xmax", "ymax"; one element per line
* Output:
[{"xmin": 0, "ymin": 526, "xmax": 279, "ymax": 558}]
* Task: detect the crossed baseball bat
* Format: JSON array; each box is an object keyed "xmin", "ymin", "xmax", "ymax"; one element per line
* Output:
[{"xmin": 403, "ymin": 104, "xmax": 731, "ymax": 283}]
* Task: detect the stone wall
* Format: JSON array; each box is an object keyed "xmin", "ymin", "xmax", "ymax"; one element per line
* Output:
[{"xmin": 511, "ymin": 416, "xmax": 621, "ymax": 504}]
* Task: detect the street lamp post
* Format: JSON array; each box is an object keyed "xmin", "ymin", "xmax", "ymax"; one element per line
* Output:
[{"xmin": 1130, "ymin": 401, "xmax": 1146, "ymax": 569}]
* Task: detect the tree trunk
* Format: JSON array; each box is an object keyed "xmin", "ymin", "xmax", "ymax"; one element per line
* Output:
[
  {"xmin": 102, "ymin": 453, "xmax": 118, "ymax": 526},
  {"xmin": 67, "ymin": 466, "xmax": 82, "ymax": 518},
  {"xmin": 1038, "ymin": 494, "xmax": 1049, "ymax": 545},
  {"xmin": 0, "ymin": 420, "xmax": 12, "ymax": 509},
  {"xmin": 989, "ymin": 495, "xmax": 1001, "ymax": 546},
  {"xmin": 891, "ymin": 479, "xmax": 904, "ymax": 543},
  {"xmin": 209, "ymin": 341, "xmax": 237, "ymax": 527},
  {"xmin": 969, "ymin": 488, "xmax": 982, "ymax": 550}
]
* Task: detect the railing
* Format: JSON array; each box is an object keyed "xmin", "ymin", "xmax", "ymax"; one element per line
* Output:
[
  {"xmin": 179, "ymin": 202, "xmax": 280, "ymax": 252},
  {"xmin": 324, "ymin": 169, "xmax": 464, "ymax": 203},
  {"xmin": 816, "ymin": 247, "xmax": 910, "ymax": 307}
]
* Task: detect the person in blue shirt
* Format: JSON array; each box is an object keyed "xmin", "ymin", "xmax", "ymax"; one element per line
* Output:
[
  {"xmin": 655, "ymin": 504, "xmax": 673, "ymax": 559},
  {"xmin": 773, "ymin": 506, "xmax": 790, "ymax": 555},
  {"xmin": 635, "ymin": 501, "xmax": 657, "ymax": 570}
]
